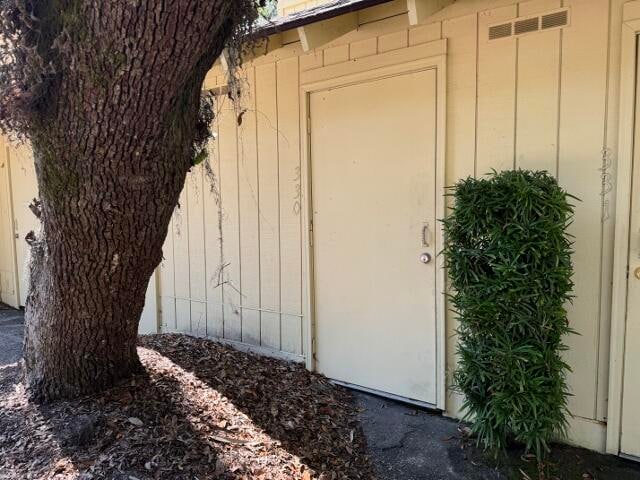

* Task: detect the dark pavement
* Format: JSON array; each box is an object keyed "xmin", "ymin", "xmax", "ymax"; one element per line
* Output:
[
  {"xmin": 354, "ymin": 391, "xmax": 505, "ymax": 480},
  {"xmin": 0, "ymin": 305, "xmax": 23, "ymax": 367}
]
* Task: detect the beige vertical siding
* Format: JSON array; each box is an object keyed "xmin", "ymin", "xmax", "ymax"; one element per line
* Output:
[
  {"xmin": 161, "ymin": 64, "xmax": 306, "ymax": 357},
  {"xmin": 238, "ymin": 67, "xmax": 261, "ymax": 345},
  {"xmin": 476, "ymin": 4, "xmax": 519, "ymax": 174},
  {"xmin": 441, "ymin": 11, "xmax": 478, "ymax": 414},
  {"xmin": 186, "ymin": 167, "xmax": 207, "ymax": 337},
  {"xmin": 256, "ymin": 63, "xmax": 282, "ymax": 349},
  {"xmin": 159, "ymin": 214, "xmax": 176, "ymax": 330},
  {"xmin": 0, "ymin": 138, "xmax": 18, "ymax": 308},
  {"xmin": 0, "ymin": 0, "xmax": 625, "ymax": 454},
  {"xmin": 600, "ymin": 0, "xmax": 626, "ymax": 424},
  {"xmin": 558, "ymin": 0, "xmax": 611, "ymax": 422},
  {"xmin": 277, "ymin": 57, "xmax": 304, "ymax": 355},
  {"xmin": 0, "ymin": 0, "xmax": 624, "ymax": 451},
  {"xmin": 6, "ymin": 145, "xmax": 38, "ymax": 308},
  {"xmin": 159, "ymin": 0, "xmax": 623, "ymax": 446},
  {"xmin": 203, "ymin": 130, "xmax": 225, "ymax": 339},
  {"xmin": 516, "ymin": 0, "xmax": 562, "ymax": 173}
]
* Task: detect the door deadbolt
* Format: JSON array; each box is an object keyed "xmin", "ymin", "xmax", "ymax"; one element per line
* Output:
[
  {"xmin": 420, "ymin": 253, "xmax": 432, "ymax": 264},
  {"xmin": 635, "ymin": 266, "xmax": 640, "ymax": 280}
]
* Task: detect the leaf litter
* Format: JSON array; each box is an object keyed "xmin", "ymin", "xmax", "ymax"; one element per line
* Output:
[{"xmin": 0, "ymin": 334, "xmax": 374, "ymax": 479}]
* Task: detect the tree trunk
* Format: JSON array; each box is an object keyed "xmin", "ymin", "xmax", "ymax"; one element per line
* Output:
[{"xmin": 15, "ymin": 0, "xmax": 254, "ymax": 402}]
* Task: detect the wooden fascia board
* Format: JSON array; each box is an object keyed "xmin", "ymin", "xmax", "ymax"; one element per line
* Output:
[
  {"xmin": 407, "ymin": 0, "xmax": 454, "ymax": 26},
  {"xmin": 297, "ymin": 12, "xmax": 357, "ymax": 52}
]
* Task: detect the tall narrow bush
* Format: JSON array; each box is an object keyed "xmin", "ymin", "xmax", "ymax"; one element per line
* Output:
[{"xmin": 442, "ymin": 170, "xmax": 575, "ymax": 460}]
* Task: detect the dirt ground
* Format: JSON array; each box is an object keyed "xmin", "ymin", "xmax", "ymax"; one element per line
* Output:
[
  {"xmin": 2, "ymin": 307, "xmax": 640, "ymax": 480},
  {"xmin": 0, "ymin": 334, "xmax": 373, "ymax": 479}
]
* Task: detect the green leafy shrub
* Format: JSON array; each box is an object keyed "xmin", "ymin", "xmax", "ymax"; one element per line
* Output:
[{"xmin": 442, "ymin": 169, "xmax": 575, "ymax": 460}]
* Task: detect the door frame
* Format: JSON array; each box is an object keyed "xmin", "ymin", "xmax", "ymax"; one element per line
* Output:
[
  {"xmin": 299, "ymin": 39, "xmax": 447, "ymax": 410},
  {"xmin": 608, "ymin": 1, "xmax": 640, "ymax": 457}
]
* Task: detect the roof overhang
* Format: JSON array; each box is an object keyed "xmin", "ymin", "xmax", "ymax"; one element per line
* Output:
[
  {"xmin": 239, "ymin": 0, "xmax": 454, "ymax": 60},
  {"xmin": 257, "ymin": 0, "xmax": 395, "ymax": 38}
]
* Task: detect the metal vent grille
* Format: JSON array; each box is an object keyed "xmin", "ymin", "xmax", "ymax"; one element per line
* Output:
[
  {"xmin": 489, "ymin": 23, "xmax": 513, "ymax": 40},
  {"xmin": 541, "ymin": 10, "xmax": 569, "ymax": 29},
  {"xmin": 514, "ymin": 17, "xmax": 539, "ymax": 35},
  {"xmin": 489, "ymin": 9, "xmax": 569, "ymax": 41}
]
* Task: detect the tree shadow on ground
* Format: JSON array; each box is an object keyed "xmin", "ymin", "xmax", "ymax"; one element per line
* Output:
[
  {"xmin": 474, "ymin": 441, "xmax": 640, "ymax": 480},
  {"xmin": 140, "ymin": 334, "xmax": 374, "ymax": 479},
  {"xmin": 0, "ymin": 348, "xmax": 308, "ymax": 479}
]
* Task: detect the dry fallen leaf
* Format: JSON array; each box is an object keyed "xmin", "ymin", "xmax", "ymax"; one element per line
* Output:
[
  {"xmin": 0, "ymin": 334, "xmax": 375, "ymax": 480},
  {"xmin": 210, "ymin": 434, "xmax": 253, "ymax": 445},
  {"xmin": 128, "ymin": 417, "xmax": 144, "ymax": 427}
]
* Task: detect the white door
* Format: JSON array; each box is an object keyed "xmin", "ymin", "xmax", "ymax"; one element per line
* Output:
[
  {"xmin": 310, "ymin": 69, "xmax": 439, "ymax": 406},
  {"xmin": 9, "ymin": 145, "xmax": 39, "ymax": 307},
  {"xmin": 621, "ymin": 50, "xmax": 640, "ymax": 457}
]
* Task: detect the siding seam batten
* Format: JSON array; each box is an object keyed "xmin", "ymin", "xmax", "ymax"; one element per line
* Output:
[
  {"xmin": 513, "ymin": 5, "xmax": 519, "ymax": 170},
  {"xmin": 555, "ymin": 25, "xmax": 563, "ymax": 179},
  {"xmin": 255, "ymin": 66, "xmax": 263, "ymax": 347},
  {"xmin": 275, "ymin": 63, "xmax": 283, "ymax": 352},
  {"xmin": 473, "ymin": 12, "xmax": 480, "ymax": 178},
  {"xmin": 594, "ymin": 0, "xmax": 616, "ymax": 421}
]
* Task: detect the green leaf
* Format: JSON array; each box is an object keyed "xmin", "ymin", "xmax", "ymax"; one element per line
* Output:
[
  {"xmin": 442, "ymin": 169, "xmax": 576, "ymax": 463},
  {"xmin": 192, "ymin": 148, "xmax": 208, "ymax": 166}
]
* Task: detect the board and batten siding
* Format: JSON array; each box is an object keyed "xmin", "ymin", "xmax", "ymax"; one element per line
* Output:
[
  {"xmin": 159, "ymin": 59, "xmax": 305, "ymax": 358},
  {"xmin": 156, "ymin": 0, "xmax": 625, "ymax": 450},
  {"xmin": 0, "ymin": 0, "xmax": 623, "ymax": 453},
  {"xmin": 0, "ymin": 141, "xmax": 40, "ymax": 309},
  {"xmin": 0, "ymin": 137, "xmax": 18, "ymax": 308}
]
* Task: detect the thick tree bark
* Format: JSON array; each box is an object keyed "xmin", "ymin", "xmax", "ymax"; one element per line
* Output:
[{"xmin": 19, "ymin": 0, "xmax": 252, "ymax": 401}]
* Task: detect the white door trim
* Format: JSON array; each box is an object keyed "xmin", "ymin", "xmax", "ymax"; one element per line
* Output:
[
  {"xmin": 607, "ymin": 1, "xmax": 640, "ymax": 456},
  {"xmin": 299, "ymin": 38, "xmax": 447, "ymax": 410}
]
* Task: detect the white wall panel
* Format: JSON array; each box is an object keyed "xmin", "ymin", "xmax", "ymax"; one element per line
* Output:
[
  {"xmin": 476, "ymin": 5, "xmax": 518, "ymax": 175},
  {"xmin": 515, "ymin": 0, "xmax": 561, "ymax": 174},
  {"xmin": 237, "ymin": 68, "xmax": 262, "ymax": 346},
  {"xmin": 186, "ymin": 168, "xmax": 207, "ymax": 337},
  {"xmin": 204, "ymin": 119, "xmax": 225, "ymax": 339},
  {"xmin": 256, "ymin": 63, "xmax": 282, "ymax": 350},
  {"xmin": 558, "ymin": 0, "xmax": 611, "ymax": 420},
  {"xmin": 218, "ymin": 97, "xmax": 243, "ymax": 342},
  {"xmin": 277, "ymin": 56, "xmax": 304, "ymax": 355},
  {"xmin": 0, "ymin": 139, "xmax": 18, "ymax": 308}
]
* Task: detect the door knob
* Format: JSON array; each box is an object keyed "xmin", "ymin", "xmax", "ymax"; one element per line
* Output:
[
  {"xmin": 420, "ymin": 253, "xmax": 432, "ymax": 264},
  {"xmin": 635, "ymin": 266, "xmax": 640, "ymax": 280}
]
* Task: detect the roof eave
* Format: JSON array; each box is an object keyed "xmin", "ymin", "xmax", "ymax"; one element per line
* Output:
[{"xmin": 256, "ymin": 0, "xmax": 395, "ymax": 37}]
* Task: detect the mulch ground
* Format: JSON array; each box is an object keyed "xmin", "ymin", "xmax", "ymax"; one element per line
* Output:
[{"xmin": 0, "ymin": 334, "xmax": 375, "ymax": 479}]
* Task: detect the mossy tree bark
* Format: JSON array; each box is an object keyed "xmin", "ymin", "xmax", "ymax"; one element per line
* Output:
[{"xmin": 14, "ymin": 0, "xmax": 253, "ymax": 402}]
